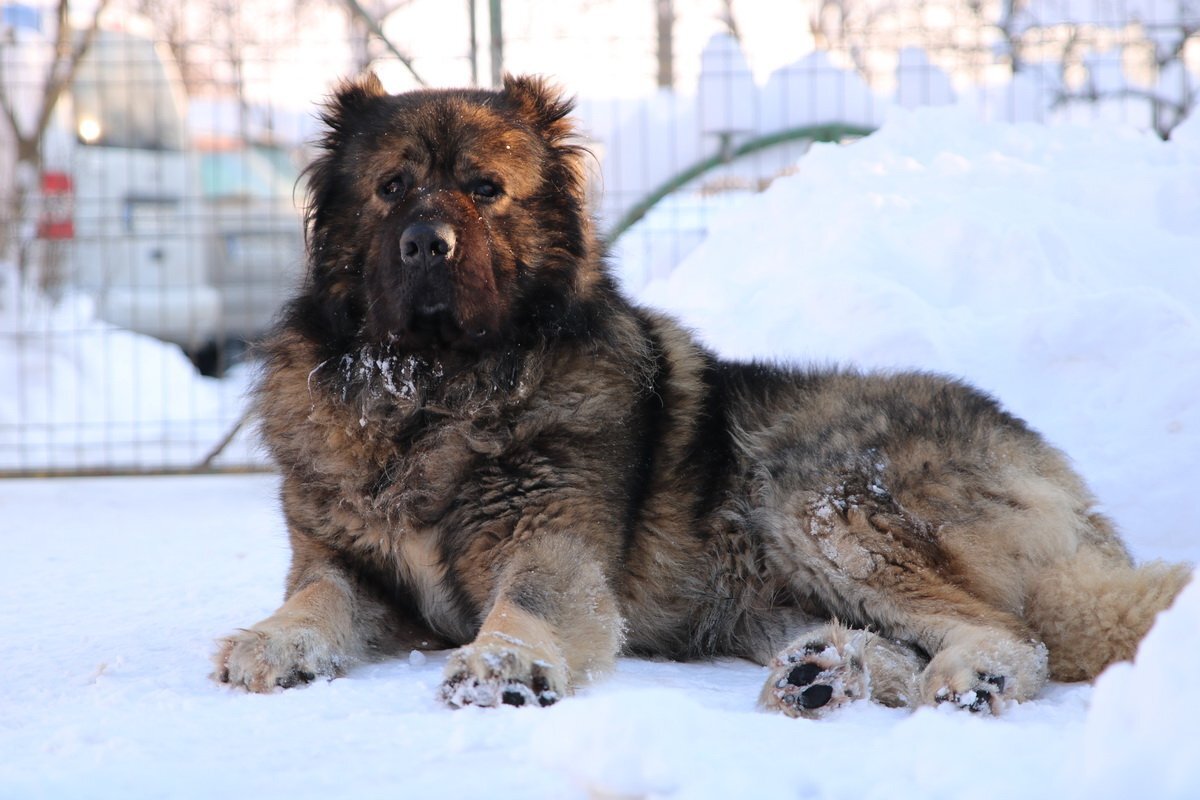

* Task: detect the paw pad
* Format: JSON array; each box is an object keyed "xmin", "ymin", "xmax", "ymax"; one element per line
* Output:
[
  {"xmin": 443, "ymin": 676, "xmax": 559, "ymax": 708},
  {"xmin": 277, "ymin": 669, "xmax": 317, "ymax": 689},
  {"xmin": 787, "ymin": 663, "xmax": 822, "ymax": 686},
  {"xmin": 799, "ymin": 683, "xmax": 834, "ymax": 709},
  {"xmin": 765, "ymin": 638, "xmax": 867, "ymax": 718}
]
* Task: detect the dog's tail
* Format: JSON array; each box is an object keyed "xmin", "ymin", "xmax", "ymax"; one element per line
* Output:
[{"xmin": 1026, "ymin": 543, "xmax": 1193, "ymax": 682}]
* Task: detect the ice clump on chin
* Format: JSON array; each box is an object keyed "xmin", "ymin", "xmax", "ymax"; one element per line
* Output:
[{"xmin": 338, "ymin": 346, "xmax": 428, "ymax": 401}]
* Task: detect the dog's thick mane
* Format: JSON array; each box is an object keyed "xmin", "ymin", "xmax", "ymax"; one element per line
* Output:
[
  {"xmin": 264, "ymin": 73, "xmax": 665, "ymax": 436},
  {"xmin": 286, "ymin": 73, "xmax": 611, "ymax": 365}
]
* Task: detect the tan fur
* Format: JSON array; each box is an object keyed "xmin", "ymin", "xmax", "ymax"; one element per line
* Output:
[
  {"xmin": 1028, "ymin": 554, "xmax": 1193, "ymax": 680},
  {"xmin": 213, "ymin": 75, "xmax": 1193, "ymax": 716}
]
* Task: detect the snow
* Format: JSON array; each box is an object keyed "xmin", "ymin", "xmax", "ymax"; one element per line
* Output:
[
  {"xmin": 2, "ymin": 474, "xmax": 1193, "ymax": 799},
  {"xmin": 698, "ymin": 34, "xmax": 759, "ymax": 136},
  {"xmin": 632, "ymin": 106, "xmax": 1200, "ymax": 562},
  {"xmin": 1080, "ymin": 574, "xmax": 1200, "ymax": 799},
  {"xmin": 2, "ymin": 108, "xmax": 1200, "ymax": 798},
  {"xmin": 0, "ymin": 273, "xmax": 256, "ymax": 470}
]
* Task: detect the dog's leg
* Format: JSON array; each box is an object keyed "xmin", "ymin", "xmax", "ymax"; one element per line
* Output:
[
  {"xmin": 759, "ymin": 621, "xmax": 926, "ymax": 718},
  {"xmin": 214, "ymin": 527, "xmax": 431, "ymax": 692},
  {"xmin": 770, "ymin": 496, "xmax": 1050, "ymax": 714},
  {"xmin": 213, "ymin": 569, "xmax": 357, "ymax": 692},
  {"xmin": 440, "ymin": 536, "xmax": 622, "ymax": 708}
]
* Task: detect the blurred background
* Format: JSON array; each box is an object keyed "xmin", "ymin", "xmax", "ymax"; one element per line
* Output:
[{"xmin": 2, "ymin": 0, "xmax": 1198, "ymax": 475}]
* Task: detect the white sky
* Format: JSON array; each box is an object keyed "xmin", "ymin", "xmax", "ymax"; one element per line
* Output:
[{"xmin": 227, "ymin": 0, "xmax": 819, "ymax": 106}]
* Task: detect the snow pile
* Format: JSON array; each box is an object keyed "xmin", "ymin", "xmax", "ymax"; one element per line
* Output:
[
  {"xmin": 1078, "ymin": 573, "xmax": 1200, "ymax": 799},
  {"xmin": 634, "ymin": 106, "xmax": 1200, "ymax": 558},
  {"xmin": 0, "ymin": 264, "xmax": 255, "ymax": 470}
]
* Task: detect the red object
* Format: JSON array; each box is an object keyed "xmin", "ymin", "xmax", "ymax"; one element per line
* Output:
[{"xmin": 37, "ymin": 171, "xmax": 75, "ymax": 239}]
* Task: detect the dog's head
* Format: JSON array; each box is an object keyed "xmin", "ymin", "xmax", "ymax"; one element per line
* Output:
[{"xmin": 299, "ymin": 73, "xmax": 597, "ymax": 353}]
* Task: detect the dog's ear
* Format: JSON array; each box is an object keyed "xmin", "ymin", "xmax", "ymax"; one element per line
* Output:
[
  {"xmin": 502, "ymin": 74, "xmax": 576, "ymax": 144},
  {"xmin": 322, "ymin": 72, "xmax": 388, "ymax": 133}
]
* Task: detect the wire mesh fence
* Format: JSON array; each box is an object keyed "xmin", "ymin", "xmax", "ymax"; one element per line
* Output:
[{"xmin": 2, "ymin": 0, "xmax": 1198, "ymax": 475}]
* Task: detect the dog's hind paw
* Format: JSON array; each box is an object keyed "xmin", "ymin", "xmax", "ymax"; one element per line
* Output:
[
  {"xmin": 919, "ymin": 635, "xmax": 1048, "ymax": 714},
  {"xmin": 932, "ymin": 672, "xmax": 1008, "ymax": 714},
  {"xmin": 759, "ymin": 634, "xmax": 869, "ymax": 719}
]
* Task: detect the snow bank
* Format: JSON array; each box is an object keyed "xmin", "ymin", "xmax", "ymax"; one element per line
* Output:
[
  {"xmin": 634, "ymin": 106, "xmax": 1200, "ymax": 561},
  {"xmin": 1078, "ymin": 569, "xmax": 1200, "ymax": 799},
  {"xmin": 0, "ymin": 264, "xmax": 256, "ymax": 470}
]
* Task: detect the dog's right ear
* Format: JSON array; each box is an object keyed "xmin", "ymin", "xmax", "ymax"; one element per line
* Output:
[{"xmin": 321, "ymin": 72, "xmax": 387, "ymax": 133}]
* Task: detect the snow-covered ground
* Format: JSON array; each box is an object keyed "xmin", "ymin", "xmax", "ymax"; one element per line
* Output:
[
  {"xmin": 2, "ymin": 474, "xmax": 1197, "ymax": 799},
  {"xmin": 2, "ymin": 108, "xmax": 1199, "ymax": 798},
  {"xmin": 0, "ymin": 279, "xmax": 257, "ymax": 471}
]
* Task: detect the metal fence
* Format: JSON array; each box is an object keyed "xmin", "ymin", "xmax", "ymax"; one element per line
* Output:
[{"xmin": 2, "ymin": 0, "xmax": 1198, "ymax": 475}]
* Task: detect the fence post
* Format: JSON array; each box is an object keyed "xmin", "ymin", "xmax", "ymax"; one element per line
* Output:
[
  {"xmin": 468, "ymin": 0, "xmax": 479, "ymax": 86},
  {"xmin": 489, "ymin": 0, "xmax": 503, "ymax": 87}
]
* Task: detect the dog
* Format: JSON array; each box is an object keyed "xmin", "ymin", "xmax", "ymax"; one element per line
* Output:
[{"xmin": 213, "ymin": 73, "xmax": 1192, "ymax": 716}]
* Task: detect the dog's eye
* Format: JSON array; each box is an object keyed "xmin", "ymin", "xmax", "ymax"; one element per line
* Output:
[
  {"xmin": 379, "ymin": 176, "xmax": 406, "ymax": 199},
  {"xmin": 472, "ymin": 180, "xmax": 501, "ymax": 201}
]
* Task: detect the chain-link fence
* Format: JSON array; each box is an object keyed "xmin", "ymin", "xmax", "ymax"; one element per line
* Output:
[{"xmin": 2, "ymin": 0, "xmax": 1197, "ymax": 474}]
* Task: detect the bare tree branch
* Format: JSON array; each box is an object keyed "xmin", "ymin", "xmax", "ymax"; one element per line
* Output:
[
  {"xmin": 1055, "ymin": 83, "xmax": 1194, "ymax": 138},
  {"xmin": 0, "ymin": 61, "xmax": 20, "ymax": 140},
  {"xmin": 35, "ymin": 0, "xmax": 111, "ymax": 142},
  {"xmin": 719, "ymin": 0, "xmax": 741, "ymax": 40},
  {"xmin": 0, "ymin": 0, "xmax": 104, "ymax": 142},
  {"xmin": 341, "ymin": 0, "xmax": 427, "ymax": 85},
  {"xmin": 1, "ymin": 0, "xmax": 111, "ymax": 269}
]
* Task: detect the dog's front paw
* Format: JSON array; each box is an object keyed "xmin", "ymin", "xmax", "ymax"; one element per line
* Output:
[
  {"xmin": 440, "ymin": 634, "xmax": 567, "ymax": 708},
  {"xmin": 213, "ymin": 622, "xmax": 344, "ymax": 693}
]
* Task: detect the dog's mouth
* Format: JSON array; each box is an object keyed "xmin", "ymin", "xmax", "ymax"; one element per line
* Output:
[
  {"xmin": 374, "ymin": 278, "xmax": 498, "ymax": 351},
  {"xmin": 398, "ymin": 301, "xmax": 490, "ymax": 350},
  {"xmin": 364, "ymin": 212, "xmax": 505, "ymax": 352}
]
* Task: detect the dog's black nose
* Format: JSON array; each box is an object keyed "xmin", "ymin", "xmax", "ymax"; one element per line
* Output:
[{"xmin": 399, "ymin": 222, "xmax": 456, "ymax": 269}]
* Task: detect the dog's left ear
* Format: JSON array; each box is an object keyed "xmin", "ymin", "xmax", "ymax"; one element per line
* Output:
[{"xmin": 502, "ymin": 74, "xmax": 576, "ymax": 144}]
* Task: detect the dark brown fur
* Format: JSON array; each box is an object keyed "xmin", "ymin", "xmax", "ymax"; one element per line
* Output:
[{"xmin": 214, "ymin": 74, "xmax": 1192, "ymax": 715}]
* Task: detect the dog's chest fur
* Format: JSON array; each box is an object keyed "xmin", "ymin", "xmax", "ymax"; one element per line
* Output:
[
  {"xmin": 276, "ymin": 344, "xmax": 646, "ymax": 633},
  {"xmin": 261, "ymin": 318, "xmax": 814, "ymax": 657},
  {"xmin": 391, "ymin": 527, "xmax": 469, "ymax": 641}
]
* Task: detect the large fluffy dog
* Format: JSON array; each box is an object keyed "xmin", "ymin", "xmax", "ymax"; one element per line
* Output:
[{"xmin": 214, "ymin": 74, "xmax": 1192, "ymax": 716}]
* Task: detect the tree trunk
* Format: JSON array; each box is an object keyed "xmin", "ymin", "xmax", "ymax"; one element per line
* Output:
[
  {"xmin": 489, "ymin": 0, "xmax": 503, "ymax": 87},
  {"xmin": 468, "ymin": 0, "xmax": 479, "ymax": 86},
  {"xmin": 656, "ymin": 0, "xmax": 674, "ymax": 90},
  {"xmin": 5, "ymin": 136, "xmax": 43, "ymax": 287}
]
